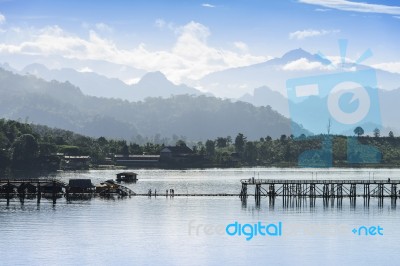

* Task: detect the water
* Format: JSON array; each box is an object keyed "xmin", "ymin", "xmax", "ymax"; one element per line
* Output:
[{"xmin": 1, "ymin": 168, "xmax": 400, "ymax": 266}]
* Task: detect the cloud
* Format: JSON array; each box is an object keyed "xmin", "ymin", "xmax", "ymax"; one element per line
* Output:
[
  {"xmin": 289, "ymin": 29, "xmax": 339, "ymax": 40},
  {"xmin": 299, "ymin": 0, "xmax": 400, "ymax": 15},
  {"xmin": 78, "ymin": 67, "xmax": 93, "ymax": 73},
  {"xmin": 373, "ymin": 62, "xmax": 400, "ymax": 74},
  {"xmin": 154, "ymin": 19, "xmax": 177, "ymax": 32},
  {"xmin": 394, "ymin": 16, "xmax": 400, "ymax": 19},
  {"xmin": 0, "ymin": 13, "xmax": 5, "ymax": 24},
  {"xmin": 202, "ymin": 3, "xmax": 215, "ymax": 8},
  {"xmin": 233, "ymin": 41, "xmax": 248, "ymax": 52},
  {"xmin": 155, "ymin": 19, "xmax": 166, "ymax": 29},
  {"xmin": 0, "ymin": 21, "xmax": 268, "ymax": 83},
  {"xmin": 315, "ymin": 8, "xmax": 330, "ymax": 12},
  {"xmin": 282, "ymin": 58, "xmax": 331, "ymax": 71},
  {"xmin": 95, "ymin": 23, "xmax": 113, "ymax": 33}
]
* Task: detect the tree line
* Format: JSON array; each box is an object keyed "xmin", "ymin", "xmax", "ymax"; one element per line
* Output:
[{"xmin": 1, "ymin": 118, "xmax": 400, "ymax": 173}]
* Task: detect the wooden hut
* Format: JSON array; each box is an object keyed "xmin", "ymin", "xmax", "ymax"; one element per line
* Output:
[
  {"xmin": 67, "ymin": 179, "xmax": 95, "ymax": 193},
  {"xmin": 17, "ymin": 183, "xmax": 37, "ymax": 194},
  {"xmin": 116, "ymin": 172, "xmax": 138, "ymax": 182},
  {"xmin": 40, "ymin": 182, "xmax": 64, "ymax": 194},
  {"xmin": 0, "ymin": 183, "xmax": 17, "ymax": 194}
]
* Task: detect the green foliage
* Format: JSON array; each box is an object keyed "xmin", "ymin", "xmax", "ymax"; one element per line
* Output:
[
  {"xmin": 354, "ymin": 126, "xmax": 364, "ymax": 137},
  {"xmin": 2, "ymin": 117, "xmax": 400, "ymax": 170}
]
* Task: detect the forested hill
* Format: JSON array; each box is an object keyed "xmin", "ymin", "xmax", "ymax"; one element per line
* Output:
[{"xmin": 0, "ymin": 68, "xmax": 308, "ymax": 141}]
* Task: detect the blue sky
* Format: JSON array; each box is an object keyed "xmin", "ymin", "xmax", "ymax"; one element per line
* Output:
[{"xmin": 0, "ymin": 0, "xmax": 399, "ymax": 83}]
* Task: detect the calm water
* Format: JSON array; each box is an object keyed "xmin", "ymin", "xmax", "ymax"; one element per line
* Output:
[{"xmin": 1, "ymin": 168, "xmax": 400, "ymax": 266}]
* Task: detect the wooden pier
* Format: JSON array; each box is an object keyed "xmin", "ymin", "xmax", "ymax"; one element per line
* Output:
[
  {"xmin": 0, "ymin": 178, "xmax": 134, "ymax": 204},
  {"xmin": 240, "ymin": 178, "xmax": 400, "ymax": 205}
]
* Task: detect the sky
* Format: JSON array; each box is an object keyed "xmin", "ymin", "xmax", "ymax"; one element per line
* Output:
[{"xmin": 0, "ymin": 0, "xmax": 400, "ymax": 84}]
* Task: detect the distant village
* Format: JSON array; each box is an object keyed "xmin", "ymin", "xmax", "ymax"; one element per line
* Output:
[{"xmin": 60, "ymin": 144, "xmax": 239, "ymax": 170}]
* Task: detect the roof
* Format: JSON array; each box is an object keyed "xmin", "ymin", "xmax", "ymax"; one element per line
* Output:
[
  {"xmin": 161, "ymin": 145, "xmax": 193, "ymax": 154},
  {"xmin": 117, "ymin": 172, "xmax": 137, "ymax": 176},
  {"xmin": 68, "ymin": 179, "xmax": 94, "ymax": 188}
]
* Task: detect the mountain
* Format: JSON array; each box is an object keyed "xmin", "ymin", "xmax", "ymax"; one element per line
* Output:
[
  {"xmin": 20, "ymin": 64, "xmax": 204, "ymax": 101},
  {"xmin": 0, "ymin": 53, "xmax": 146, "ymax": 82},
  {"xmin": 0, "ymin": 68, "xmax": 308, "ymax": 141},
  {"xmin": 132, "ymin": 71, "xmax": 203, "ymax": 99},
  {"xmin": 195, "ymin": 48, "xmax": 400, "ymax": 99},
  {"xmin": 238, "ymin": 86, "xmax": 289, "ymax": 116}
]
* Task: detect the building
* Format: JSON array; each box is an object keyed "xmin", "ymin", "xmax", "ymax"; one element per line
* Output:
[
  {"xmin": 116, "ymin": 172, "xmax": 138, "ymax": 182},
  {"xmin": 159, "ymin": 145, "xmax": 204, "ymax": 166},
  {"xmin": 114, "ymin": 154, "xmax": 160, "ymax": 167},
  {"xmin": 63, "ymin": 156, "xmax": 91, "ymax": 170},
  {"xmin": 67, "ymin": 179, "xmax": 95, "ymax": 193},
  {"xmin": 160, "ymin": 145, "xmax": 194, "ymax": 159}
]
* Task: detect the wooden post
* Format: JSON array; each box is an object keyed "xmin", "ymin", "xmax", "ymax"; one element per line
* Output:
[
  {"xmin": 52, "ymin": 180, "xmax": 57, "ymax": 205},
  {"xmin": 37, "ymin": 182, "xmax": 41, "ymax": 204}
]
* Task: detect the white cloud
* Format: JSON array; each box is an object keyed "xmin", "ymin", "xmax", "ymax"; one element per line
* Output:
[
  {"xmin": 123, "ymin": 77, "xmax": 141, "ymax": 85},
  {"xmin": 0, "ymin": 13, "xmax": 5, "ymax": 24},
  {"xmin": 394, "ymin": 16, "xmax": 400, "ymax": 19},
  {"xmin": 233, "ymin": 41, "xmax": 248, "ymax": 52},
  {"xmin": 315, "ymin": 8, "xmax": 330, "ymax": 12},
  {"xmin": 289, "ymin": 29, "xmax": 339, "ymax": 40},
  {"xmin": 154, "ymin": 19, "xmax": 177, "ymax": 32},
  {"xmin": 282, "ymin": 58, "xmax": 331, "ymax": 71},
  {"xmin": 373, "ymin": 62, "xmax": 400, "ymax": 74},
  {"xmin": 78, "ymin": 67, "xmax": 93, "ymax": 73},
  {"xmin": 0, "ymin": 21, "xmax": 269, "ymax": 83},
  {"xmin": 299, "ymin": 0, "xmax": 400, "ymax": 15},
  {"xmin": 202, "ymin": 3, "xmax": 215, "ymax": 8},
  {"xmin": 95, "ymin": 23, "xmax": 112, "ymax": 32}
]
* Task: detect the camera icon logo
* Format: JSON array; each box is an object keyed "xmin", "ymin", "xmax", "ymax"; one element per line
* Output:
[{"xmin": 286, "ymin": 40, "xmax": 381, "ymax": 167}]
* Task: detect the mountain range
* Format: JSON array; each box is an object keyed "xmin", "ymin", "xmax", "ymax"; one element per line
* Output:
[
  {"xmin": 0, "ymin": 68, "xmax": 306, "ymax": 141},
  {"xmin": 20, "ymin": 64, "xmax": 203, "ymax": 101},
  {"xmin": 2, "ymin": 48, "xmax": 400, "ymax": 136}
]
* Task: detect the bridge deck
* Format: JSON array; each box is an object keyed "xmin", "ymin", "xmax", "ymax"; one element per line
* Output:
[{"xmin": 241, "ymin": 179, "xmax": 400, "ymax": 185}]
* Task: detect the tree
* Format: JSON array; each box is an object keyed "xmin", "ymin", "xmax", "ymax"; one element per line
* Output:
[
  {"xmin": 354, "ymin": 126, "xmax": 364, "ymax": 137},
  {"xmin": 234, "ymin": 133, "xmax": 246, "ymax": 153},
  {"xmin": 244, "ymin": 141, "xmax": 258, "ymax": 164},
  {"xmin": 176, "ymin": 140, "xmax": 186, "ymax": 147},
  {"xmin": 12, "ymin": 134, "xmax": 39, "ymax": 168},
  {"xmin": 205, "ymin": 140, "xmax": 215, "ymax": 157},
  {"xmin": 389, "ymin": 131, "xmax": 395, "ymax": 138},
  {"xmin": 216, "ymin": 137, "xmax": 228, "ymax": 148},
  {"xmin": 373, "ymin": 128, "xmax": 380, "ymax": 138}
]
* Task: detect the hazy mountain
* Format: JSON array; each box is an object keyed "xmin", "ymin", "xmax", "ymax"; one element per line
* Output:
[
  {"xmin": 132, "ymin": 71, "xmax": 203, "ymax": 99},
  {"xmin": 239, "ymin": 85, "xmax": 400, "ymax": 135},
  {"xmin": 0, "ymin": 53, "xmax": 146, "ymax": 82},
  {"xmin": 21, "ymin": 64, "xmax": 204, "ymax": 101},
  {"xmin": 238, "ymin": 86, "xmax": 289, "ymax": 116},
  {"xmin": 0, "ymin": 68, "xmax": 308, "ymax": 141},
  {"xmin": 195, "ymin": 48, "xmax": 400, "ymax": 99}
]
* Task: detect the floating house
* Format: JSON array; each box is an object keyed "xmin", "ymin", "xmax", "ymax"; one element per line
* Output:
[
  {"xmin": 0, "ymin": 183, "xmax": 17, "ymax": 194},
  {"xmin": 67, "ymin": 179, "xmax": 95, "ymax": 193},
  {"xmin": 17, "ymin": 183, "xmax": 37, "ymax": 194},
  {"xmin": 116, "ymin": 172, "xmax": 138, "ymax": 182},
  {"xmin": 40, "ymin": 182, "xmax": 64, "ymax": 194}
]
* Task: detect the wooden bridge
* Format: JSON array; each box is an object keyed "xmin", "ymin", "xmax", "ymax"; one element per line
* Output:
[
  {"xmin": 240, "ymin": 178, "xmax": 400, "ymax": 205},
  {"xmin": 0, "ymin": 178, "xmax": 135, "ymax": 204}
]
